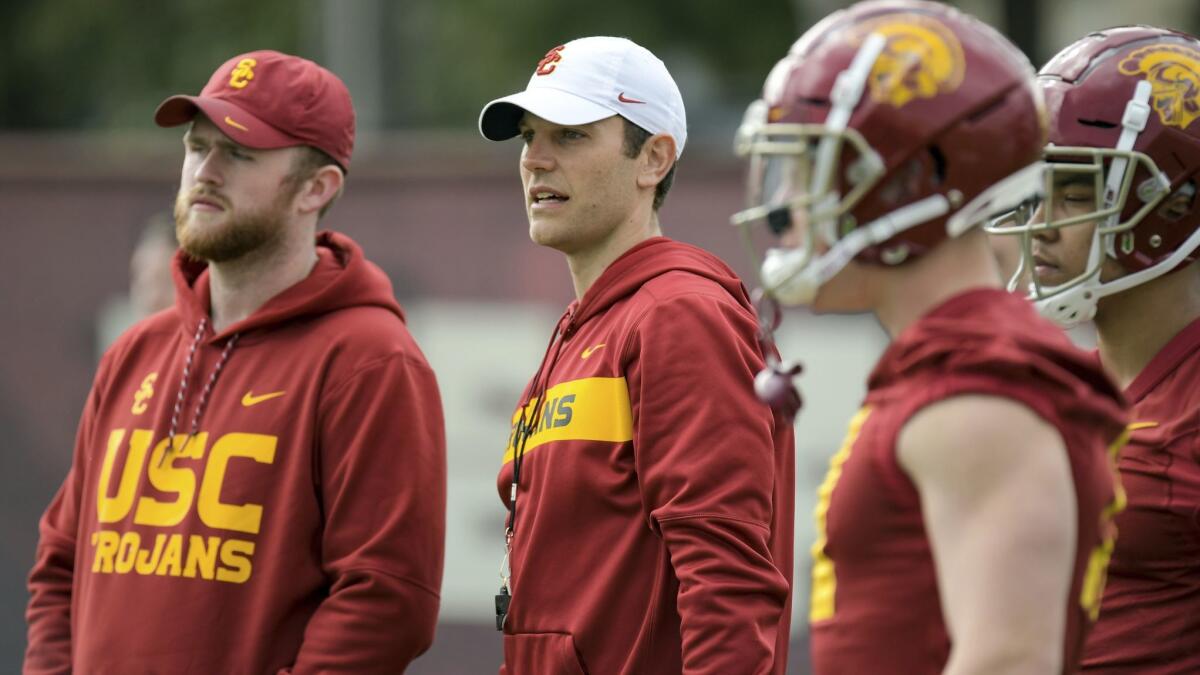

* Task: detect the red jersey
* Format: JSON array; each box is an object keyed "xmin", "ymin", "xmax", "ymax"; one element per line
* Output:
[
  {"xmin": 497, "ymin": 238, "xmax": 794, "ymax": 675},
  {"xmin": 1082, "ymin": 317, "xmax": 1200, "ymax": 673},
  {"xmin": 809, "ymin": 288, "xmax": 1127, "ymax": 675},
  {"xmin": 25, "ymin": 232, "xmax": 447, "ymax": 674}
]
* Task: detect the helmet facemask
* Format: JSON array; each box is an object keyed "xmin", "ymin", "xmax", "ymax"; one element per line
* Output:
[
  {"xmin": 734, "ymin": 29, "xmax": 1044, "ymax": 307},
  {"xmin": 732, "ymin": 33, "xmax": 902, "ymax": 306},
  {"xmin": 986, "ymin": 79, "xmax": 1188, "ymax": 327},
  {"xmin": 732, "ymin": 99, "xmax": 888, "ymax": 305}
]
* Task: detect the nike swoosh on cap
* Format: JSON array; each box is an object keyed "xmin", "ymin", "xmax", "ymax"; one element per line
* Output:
[
  {"xmin": 224, "ymin": 115, "xmax": 249, "ymax": 131},
  {"xmin": 617, "ymin": 93, "xmax": 646, "ymax": 104}
]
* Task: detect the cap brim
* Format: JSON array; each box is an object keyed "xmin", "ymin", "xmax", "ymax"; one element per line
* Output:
[
  {"xmin": 154, "ymin": 95, "xmax": 297, "ymax": 150},
  {"xmin": 479, "ymin": 88, "xmax": 618, "ymax": 141}
]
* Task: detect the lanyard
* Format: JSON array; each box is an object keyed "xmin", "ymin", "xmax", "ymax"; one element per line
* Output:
[
  {"xmin": 496, "ymin": 313, "xmax": 570, "ymax": 630},
  {"xmin": 496, "ymin": 387, "xmax": 545, "ymax": 630}
]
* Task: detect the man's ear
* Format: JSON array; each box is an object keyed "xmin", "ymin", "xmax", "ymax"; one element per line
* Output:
[
  {"xmin": 636, "ymin": 134, "xmax": 676, "ymax": 190},
  {"xmin": 295, "ymin": 165, "xmax": 345, "ymax": 215}
]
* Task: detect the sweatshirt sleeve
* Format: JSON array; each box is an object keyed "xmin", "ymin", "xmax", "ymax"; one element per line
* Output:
[
  {"xmin": 627, "ymin": 291, "xmax": 790, "ymax": 675},
  {"xmin": 25, "ymin": 358, "xmax": 110, "ymax": 675},
  {"xmin": 284, "ymin": 352, "xmax": 447, "ymax": 674}
]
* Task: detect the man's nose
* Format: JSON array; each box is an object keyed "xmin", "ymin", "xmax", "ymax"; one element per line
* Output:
[
  {"xmin": 521, "ymin": 138, "xmax": 555, "ymax": 173},
  {"xmin": 1029, "ymin": 203, "xmax": 1059, "ymax": 242},
  {"xmin": 193, "ymin": 150, "xmax": 224, "ymax": 187}
]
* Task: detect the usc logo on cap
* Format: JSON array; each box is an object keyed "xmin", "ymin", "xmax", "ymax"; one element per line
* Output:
[
  {"xmin": 848, "ymin": 14, "xmax": 964, "ymax": 108},
  {"xmin": 229, "ymin": 58, "xmax": 258, "ymax": 89},
  {"xmin": 1118, "ymin": 45, "xmax": 1200, "ymax": 130},
  {"xmin": 536, "ymin": 45, "xmax": 565, "ymax": 76}
]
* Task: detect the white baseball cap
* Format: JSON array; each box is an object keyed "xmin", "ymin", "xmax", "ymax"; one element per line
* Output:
[{"xmin": 479, "ymin": 36, "xmax": 688, "ymax": 159}]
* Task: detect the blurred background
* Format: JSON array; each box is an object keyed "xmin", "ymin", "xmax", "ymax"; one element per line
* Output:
[{"xmin": 3, "ymin": 0, "xmax": 1197, "ymax": 672}]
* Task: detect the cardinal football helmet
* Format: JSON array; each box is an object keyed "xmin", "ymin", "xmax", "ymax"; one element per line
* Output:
[
  {"xmin": 733, "ymin": 0, "xmax": 1046, "ymax": 305},
  {"xmin": 985, "ymin": 26, "xmax": 1200, "ymax": 326}
]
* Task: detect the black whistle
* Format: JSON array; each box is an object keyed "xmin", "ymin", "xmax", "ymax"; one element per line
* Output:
[
  {"xmin": 495, "ymin": 588, "xmax": 511, "ymax": 631},
  {"xmin": 766, "ymin": 206, "xmax": 792, "ymax": 235}
]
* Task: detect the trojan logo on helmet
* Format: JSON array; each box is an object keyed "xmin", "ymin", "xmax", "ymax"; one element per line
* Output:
[
  {"xmin": 732, "ymin": 0, "xmax": 1047, "ymax": 307},
  {"xmin": 847, "ymin": 13, "xmax": 965, "ymax": 108},
  {"xmin": 1117, "ymin": 44, "xmax": 1200, "ymax": 130}
]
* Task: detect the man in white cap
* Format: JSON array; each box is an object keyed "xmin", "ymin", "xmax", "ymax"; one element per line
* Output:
[{"xmin": 479, "ymin": 36, "xmax": 795, "ymax": 675}]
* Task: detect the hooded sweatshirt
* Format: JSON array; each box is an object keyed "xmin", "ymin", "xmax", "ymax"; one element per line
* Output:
[
  {"xmin": 809, "ymin": 288, "xmax": 1128, "ymax": 675},
  {"xmin": 497, "ymin": 237, "xmax": 795, "ymax": 675},
  {"xmin": 25, "ymin": 231, "xmax": 446, "ymax": 675}
]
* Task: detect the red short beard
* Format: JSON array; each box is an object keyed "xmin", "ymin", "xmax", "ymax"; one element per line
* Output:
[{"xmin": 173, "ymin": 181, "xmax": 298, "ymax": 263}]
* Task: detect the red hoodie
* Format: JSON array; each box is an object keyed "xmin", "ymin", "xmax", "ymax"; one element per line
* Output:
[
  {"xmin": 25, "ymin": 231, "xmax": 446, "ymax": 674},
  {"xmin": 497, "ymin": 237, "xmax": 795, "ymax": 675}
]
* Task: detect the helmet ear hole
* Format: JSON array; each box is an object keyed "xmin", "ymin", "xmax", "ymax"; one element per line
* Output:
[
  {"xmin": 1156, "ymin": 181, "xmax": 1196, "ymax": 221},
  {"xmin": 875, "ymin": 149, "xmax": 948, "ymax": 209},
  {"xmin": 878, "ymin": 157, "xmax": 928, "ymax": 206}
]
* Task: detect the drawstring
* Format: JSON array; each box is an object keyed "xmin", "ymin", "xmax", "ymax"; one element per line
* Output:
[
  {"xmin": 167, "ymin": 319, "xmax": 207, "ymax": 450},
  {"xmin": 165, "ymin": 317, "xmax": 240, "ymax": 460},
  {"xmin": 189, "ymin": 333, "xmax": 239, "ymax": 435}
]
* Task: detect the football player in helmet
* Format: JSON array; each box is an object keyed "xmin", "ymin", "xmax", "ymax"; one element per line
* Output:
[
  {"xmin": 733, "ymin": 1, "xmax": 1129, "ymax": 673},
  {"xmin": 988, "ymin": 26, "xmax": 1200, "ymax": 673}
]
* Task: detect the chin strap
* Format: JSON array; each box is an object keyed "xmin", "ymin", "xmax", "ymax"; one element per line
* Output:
[
  {"xmin": 1102, "ymin": 80, "xmax": 1153, "ymax": 257},
  {"xmin": 763, "ymin": 193, "xmax": 951, "ymax": 304},
  {"xmin": 1038, "ymin": 222, "xmax": 1200, "ymax": 326},
  {"xmin": 809, "ymin": 32, "xmax": 887, "ymax": 246}
]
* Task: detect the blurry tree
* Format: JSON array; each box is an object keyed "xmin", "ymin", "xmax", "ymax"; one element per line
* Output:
[
  {"xmin": 4, "ymin": 0, "xmax": 1199, "ymax": 133},
  {"xmin": 0, "ymin": 0, "xmax": 796, "ymax": 132},
  {"xmin": 381, "ymin": 1, "xmax": 798, "ymax": 130},
  {"xmin": 0, "ymin": 0, "xmax": 311, "ymax": 129}
]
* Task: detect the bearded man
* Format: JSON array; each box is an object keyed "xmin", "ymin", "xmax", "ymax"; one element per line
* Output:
[{"xmin": 23, "ymin": 50, "xmax": 447, "ymax": 674}]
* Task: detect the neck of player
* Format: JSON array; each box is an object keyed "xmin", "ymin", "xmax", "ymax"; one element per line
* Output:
[
  {"xmin": 1094, "ymin": 261, "xmax": 1200, "ymax": 390},
  {"xmin": 208, "ymin": 225, "xmax": 319, "ymax": 333},
  {"xmin": 873, "ymin": 228, "xmax": 1003, "ymax": 339}
]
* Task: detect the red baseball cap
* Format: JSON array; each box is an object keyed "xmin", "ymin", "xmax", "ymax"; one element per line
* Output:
[{"xmin": 154, "ymin": 50, "xmax": 355, "ymax": 171}]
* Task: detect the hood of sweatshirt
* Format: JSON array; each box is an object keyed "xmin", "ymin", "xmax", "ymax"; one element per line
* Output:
[
  {"xmin": 165, "ymin": 230, "xmax": 404, "ymax": 440},
  {"xmin": 568, "ymin": 236, "xmax": 753, "ymax": 332},
  {"xmin": 172, "ymin": 230, "xmax": 405, "ymax": 343}
]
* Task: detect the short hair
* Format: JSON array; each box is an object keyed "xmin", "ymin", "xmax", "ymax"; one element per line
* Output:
[
  {"xmin": 285, "ymin": 146, "xmax": 343, "ymax": 218},
  {"xmin": 621, "ymin": 119, "xmax": 677, "ymax": 211}
]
